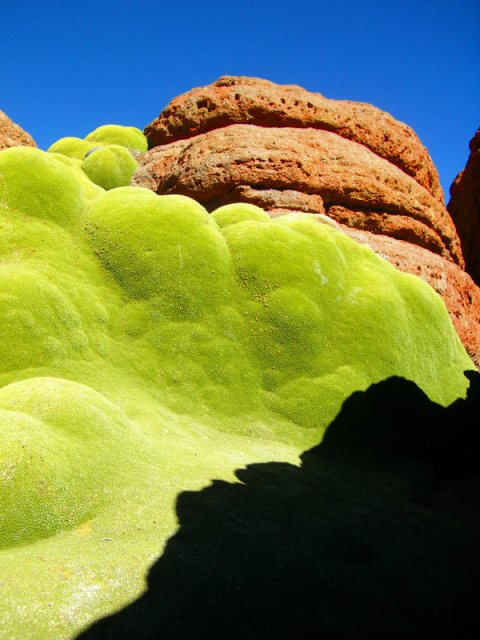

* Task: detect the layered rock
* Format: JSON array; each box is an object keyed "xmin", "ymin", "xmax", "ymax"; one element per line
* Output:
[
  {"xmin": 145, "ymin": 76, "xmax": 443, "ymax": 201},
  {"xmin": 136, "ymin": 76, "xmax": 480, "ymax": 365},
  {"xmin": 0, "ymin": 110, "xmax": 36, "ymax": 150},
  {"xmin": 448, "ymin": 128, "xmax": 480, "ymax": 285}
]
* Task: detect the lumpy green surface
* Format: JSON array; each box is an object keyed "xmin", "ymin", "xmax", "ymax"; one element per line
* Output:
[
  {"xmin": 0, "ymin": 145, "xmax": 474, "ymax": 638},
  {"xmin": 85, "ymin": 124, "xmax": 148, "ymax": 151},
  {"xmin": 47, "ymin": 124, "xmax": 146, "ymax": 190},
  {"xmin": 81, "ymin": 145, "xmax": 138, "ymax": 190}
]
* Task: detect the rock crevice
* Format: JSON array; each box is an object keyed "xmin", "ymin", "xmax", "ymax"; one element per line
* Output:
[{"xmin": 448, "ymin": 128, "xmax": 480, "ymax": 285}]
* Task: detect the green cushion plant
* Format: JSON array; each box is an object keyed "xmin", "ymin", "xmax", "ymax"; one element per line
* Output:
[
  {"xmin": 47, "ymin": 124, "xmax": 147, "ymax": 189},
  {"xmin": 0, "ymin": 144, "xmax": 474, "ymax": 638}
]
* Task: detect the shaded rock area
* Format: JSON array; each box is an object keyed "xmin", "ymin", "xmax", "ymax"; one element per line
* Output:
[
  {"xmin": 134, "ymin": 76, "xmax": 480, "ymax": 365},
  {"xmin": 448, "ymin": 128, "xmax": 480, "ymax": 285},
  {"xmin": 78, "ymin": 372, "xmax": 480, "ymax": 640},
  {"xmin": 0, "ymin": 110, "xmax": 36, "ymax": 149}
]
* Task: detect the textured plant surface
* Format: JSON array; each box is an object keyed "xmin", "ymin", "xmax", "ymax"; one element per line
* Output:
[
  {"xmin": 47, "ymin": 124, "xmax": 146, "ymax": 189},
  {"xmin": 0, "ymin": 141, "xmax": 475, "ymax": 638}
]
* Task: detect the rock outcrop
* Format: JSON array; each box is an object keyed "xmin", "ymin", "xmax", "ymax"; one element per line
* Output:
[
  {"xmin": 448, "ymin": 128, "xmax": 480, "ymax": 285},
  {"xmin": 145, "ymin": 76, "xmax": 443, "ymax": 201},
  {"xmin": 135, "ymin": 76, "xmax": 480, "ymax": 365},
  {"xmin": 0, "ymin": 110, "xmax": 36, "ymax": 149}
]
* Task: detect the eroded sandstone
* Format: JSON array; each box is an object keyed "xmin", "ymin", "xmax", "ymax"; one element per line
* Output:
[{"xmin": 145, "ymin": 76, "xmax": 443, "ymax": 201}]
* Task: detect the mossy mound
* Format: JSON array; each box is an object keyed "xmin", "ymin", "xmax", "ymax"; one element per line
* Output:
[
  {"xmin": 85, "ymin": 124, "xmax": 147, "ymax": 152},
  {"xmin": 47, "ymin": 124, "xmax": 147, "ymax": 190},
  {"xmin": 47, "ymin": 136, "xmax": 98, "ymax": 160},
  {"xmin": 81, "ymin": 145, "xmax": 137, "ymax": 190},
  {"xmin": 0, "ymin": 145, "xmax": 474, "ymax": 638}
]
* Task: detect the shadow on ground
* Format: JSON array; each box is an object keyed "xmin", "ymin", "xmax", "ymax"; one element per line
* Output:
[{"xmin": 78, "ymin": 373, "xmax": 480, "ymax": 640}]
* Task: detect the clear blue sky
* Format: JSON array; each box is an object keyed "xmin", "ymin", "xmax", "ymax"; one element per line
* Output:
[{"xmin": 1, "ymin": 0, "xmax": 478, "ymax": 199}]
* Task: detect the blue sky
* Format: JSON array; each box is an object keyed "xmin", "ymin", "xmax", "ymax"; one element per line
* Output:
[{"xmin": 1, "ymin": 0, "xmax": 478, "ymax": 199}]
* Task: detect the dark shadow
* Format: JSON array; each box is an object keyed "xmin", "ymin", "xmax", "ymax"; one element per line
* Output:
[{"xmin": 78, "ymin": 372, "xmax": 480, "ymax": 640}]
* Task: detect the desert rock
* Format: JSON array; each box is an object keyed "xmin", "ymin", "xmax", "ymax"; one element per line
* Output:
[
  {"xmin": 448, "ymin": 128, "xmax": 480, "ymax": 285},
  {"xmin": 0, "ymin": 110, "xmax": 36, "ymax": 150},
  {"xmin": 145, "ymin": 76, "xmax": 443, "ymax": 201}
]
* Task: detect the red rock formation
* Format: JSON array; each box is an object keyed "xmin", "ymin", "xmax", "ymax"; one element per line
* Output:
[
  {"xmin": 136, "ymin": 77, "xmax": 480, "ymax": 365},
  {"xmin": 145, "ymin": 76, "xmax": 443, "ymax": 201},
  {"xmin": 448, "ymin": 128, "xmax": 480, "ymax": 285},
  {"xmin": 0, "ymin": 110, "xmax": 36, "ymax": 150}
]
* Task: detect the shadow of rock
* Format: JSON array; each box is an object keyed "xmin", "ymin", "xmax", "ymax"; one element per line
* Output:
[{"xmin": 78, "ymin": 373, "xmax": 480, "ymax": 640}]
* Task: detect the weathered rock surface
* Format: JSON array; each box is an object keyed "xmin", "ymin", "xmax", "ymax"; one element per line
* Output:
[
  {"xmin": 145, "ymin": 76, "xmax": 443, "ymax": 201},
  {"xmin": 0, "ymin": 110, "xmax": 36, "ymax": 150},
  {"xmin": 448, "ymin": 128, "xmax": 480, "ymax": 285},
  {"xmin": 214, "ymin": 185, "xmax": 326, "ymax": 218},
  {"xmin": 134, "ymin": 124, "xmax": 462, "ymax": 264},
  {"xmin": 136, "ymin": 76, "xmax": 480, "ymax": 364}
]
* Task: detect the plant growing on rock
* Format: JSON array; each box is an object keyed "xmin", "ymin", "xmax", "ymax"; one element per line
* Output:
[{"xmin": 0, "ymin": 137, "xmax": 475, "ymax": 638}]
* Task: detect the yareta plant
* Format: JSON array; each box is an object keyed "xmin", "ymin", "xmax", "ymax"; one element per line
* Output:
[
  {"xmin": 47, "ymin": 124, "xmax": 146, "ymax": 189},
  {"xmin": 0, "ymin": 141, "xmax": 474, "ymax": 638}
]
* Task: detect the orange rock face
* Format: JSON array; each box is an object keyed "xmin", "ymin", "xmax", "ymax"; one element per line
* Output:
[
  {"xmin": 145, "ymin": 76, "xmax": 443, "ymax": 201},
  {"xmin": 136, "ymin": 76, "xmax": 480, "ymax": 365},
  {"xmin": 0, "ymin": 110, "xmax": 36, "ymax": 150},
  {"xmin": 448, "ymin": 128, "xmax": 480, "ymax": 285}
]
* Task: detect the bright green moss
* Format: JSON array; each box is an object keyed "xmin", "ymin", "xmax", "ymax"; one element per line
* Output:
[
  {"xmin": 0, "ymin": 266, "xmax": 90, "ymax": 372},
  {"xmin": 48, "ymin": 153, "xmax": 104, "ymax": 200},
  {"xmin": 86, "ymin": 189, "xmax": 232, "ymax": 310},
  {"xmin": 0, "ymin": 377, "xmax": 147, "ymax": 549},
  {"xmin": 86, "ymin": 124, "xmax": 148, "ymax": 152},
  {"xmin": 0, "ymin": 147, "xmax": 475, "ymax": 638},
  {"xmin": 47, "ymin": 123, "xmax": 147, "ymax": 191},
  {"xmin": 211, "ymin": 202, "xmax": 271, "ymax": 227},
  {"xmin": 47, "ymin": 137, "xmax": 98, "ymax": 160},
  {"xmin": 0, "ymin": 147, "xmax": 84, "ymax": 225},
  {"xmin": 81, "ymin": 145, "xmax": 138, "ymax": 190}
]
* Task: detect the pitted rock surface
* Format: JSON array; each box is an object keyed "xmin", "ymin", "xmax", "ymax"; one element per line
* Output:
[
  {"xmin": 145, "ymin": 76, "xmax": 443, "ymax": 201},
  {"xmin": 327, "ymin": 206, "xmax": 451, "ymax": 256},
  {"xmin": 134, "ymin": 124, "xmax": 462, "ymax": 265},
  {"xmin": 448, "ymin": 128, "xmax": 480, "ymax": 285},
  {"xmin": 0, "ymin": 110, "xmax": 36, "ymax": 150}
]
